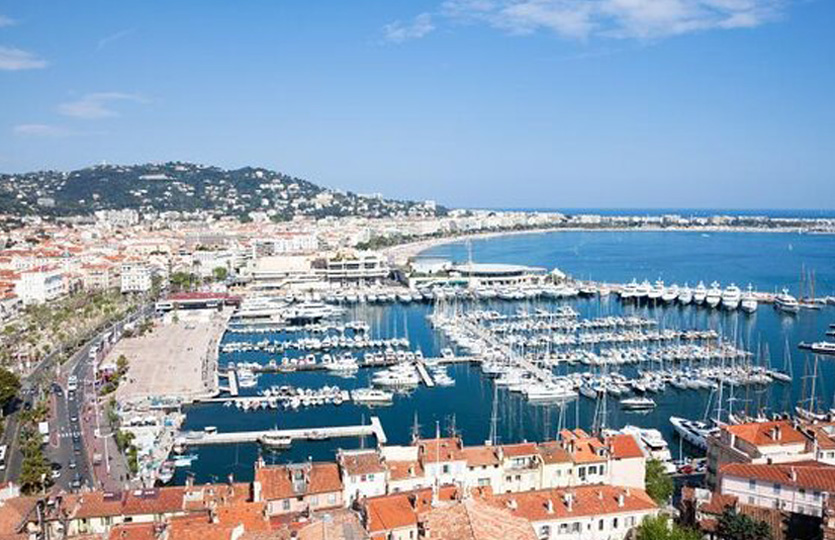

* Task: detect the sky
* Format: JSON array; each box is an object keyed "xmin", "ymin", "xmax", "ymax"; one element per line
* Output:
[{"xmin": 1, "ymin": 0, "xmax": 833, "ymax": 209}]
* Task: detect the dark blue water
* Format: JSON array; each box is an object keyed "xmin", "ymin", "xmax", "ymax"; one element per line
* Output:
[
  {"xmin": 176, "ymin": 231, "xmax": 835, "ymax": 484},
  {"xmin": 480, "ymin": 208, "xmax": 835, "ymax": 219}
]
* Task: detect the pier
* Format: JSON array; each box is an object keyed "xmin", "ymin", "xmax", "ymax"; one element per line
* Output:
[
  {"xmin": 180, "ymin": 416, "xmax": 387, "ymax": 446},
  {"xmin": 414, "ymin": 360, "xmax": 435, "ymax": 387},
  {"xmin": 217, "ymin": 369, "xmax": 239, "ymax": 396}
]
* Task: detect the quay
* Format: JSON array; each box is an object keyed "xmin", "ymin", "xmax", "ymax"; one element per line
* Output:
[
  {"xmin": 180, "ymin": 416, "xmax": 387, "ymax": 446},
  {"xmin": 217, "ymin": 368, "xmax": 239, "ymax": 396}
]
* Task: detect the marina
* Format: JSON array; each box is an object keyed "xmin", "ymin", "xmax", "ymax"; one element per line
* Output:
[{"xmin": 166, "ymin": 230, "xmax": 835, "ymax": 485}]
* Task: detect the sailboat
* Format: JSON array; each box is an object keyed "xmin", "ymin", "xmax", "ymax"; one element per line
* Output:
[
  {"xmin": 769, "ymin": 338, "xmax": 793, "ymax": 383},
  {"xmin": 795, "ymin": 355, "xmax": 828, "ymax": 422}
]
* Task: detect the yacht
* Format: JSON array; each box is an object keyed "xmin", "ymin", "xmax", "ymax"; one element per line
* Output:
[
  {"xmin": 705, "ymin": 282, "xmax": 722, "ymax": 308},
  {"xmin": 351, "ymin": 387, "xmax": 394, "ymax": 405},
  {"xmin": 798, "ymin": 342, "xmax": 835, "ymax": 357},
  {"xmin": 524, "ymin": 382, "xmax": 577, "ymax": 402},
  {"xmin": 693, "ymin": 281, "xmax": 708, "ymax": 305},
  {"xmin": 661, "ymin": 285, "xmax": 679, "ymax": 304},
  {"xmin": 259, "ymin": 433, "xmax": 293, "ymax": 449},
  {"xmin": 669, "ymin": 416, "xmax": 718, "ymax": 450},
  {"xmin": 620, "ymin": 280, "xmax": 638, "ymax": 300},
  {"xmin": 620, "ymin": 396, "xmax": 656, "ymax": 410},
  {"xmin": 647, "ymin": 280, "xmax": 665, "ymax": 302},
  {"xmin": 678, "ymin": 284, "xmax": 693, "ymax": 305},
  {"xmin": 618, "ymin": 426, "xmax": 676, "ymax": 473},
  {"xmin": 721, "ymin": 284, "xmax": 742, "ymax": 310},
  {"xmin": 740, "ymin": 284, "xmax": 758, "ymax": 313},
  {"xmin": 285, "ymin": 301, "xmax": 344, "ymax": 324},
  {"xmin": 775, "ymin": 288, "xmax": 800, "ymax": 314},
  {"xmin": 233, "ymin": 296, "xmax": 289, "ymax": 321},
  {"xmin": 635, "ymin": 280, "xmax": 652, "ymax": 300}
]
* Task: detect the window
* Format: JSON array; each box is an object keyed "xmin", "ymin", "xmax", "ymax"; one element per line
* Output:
[
  {"xmin": 478, "ymin": 478, "xmax": 490, "ymax": 486},
  {"xmin": 328, "ymin": 494, "xmax": 337, "ymax": 504},
  {"xmin": 612, "ymin": 518, "xmax": 619, "ymax": 529},
  {"xmin": 539, "ymin": 525, "xmax": 551, "ymax": 539},
  {"xmin": 799, "ymin": 488, "xmax": 806, "ymax": 497},
  {"xmin": 310, "ymin": 496, "xmax": 318, "ymax": 506},
  {"xmin": 599, "ymin": 519, "xmax": 604, "ymax": 531},
  {"xmin": 571, "ymin": 522, "xmax": 580, "ymax": 533},
  {"xmin": 749, "ymin": 496, "xmax": 755, "ymax": 505},
  {"xmin": 815, "ymin": 491, "xmax": 822, "ymax": 499},
  {"xmin": 361, "ymin": 474, "xmax": 367, "ymax": 482},
  {"xmin": 443, "ymin": 465, "xmax": 450, "ymax": 474},
  {"xmin": 559, "ymin": 523, "xmax": 568, "ymax": 534},
  {"xmin": 749, "ymin": 479, "xmax": 756, "ymax": 490},
  {"xmin": 600, "ymin": 465, "xmax": 605, "ymax": 475},
  {"xmin": 773, "ymin": 483, "xmax": 781, "ymax": 494},
  {"xmin": 282, "ymin": 499, "xmax": 291, "ymax": 510}
]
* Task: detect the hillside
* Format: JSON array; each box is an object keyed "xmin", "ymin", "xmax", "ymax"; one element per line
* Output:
[{"xmin": 0, "ymin": 162, "xmax": 443, "ymax": 220}]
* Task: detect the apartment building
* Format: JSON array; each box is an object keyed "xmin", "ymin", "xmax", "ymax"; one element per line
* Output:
[
  {"xmin": 120, "ymin": 260, "xmax": 154, "ymax": 293},
  {"xmin": 15, "ymin": 265, "xmax": 65, "ymax": 305}
]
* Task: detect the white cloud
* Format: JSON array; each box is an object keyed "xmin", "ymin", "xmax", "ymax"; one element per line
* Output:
[
  {"xmin": 97, "ymin": 28, "xmax": 135, "ymax": 50},
  {"xmin": 0, "ymin": 46, "xmax": 47, "ymax": 70},
  {"xmin": 58, "ymin": 92, "xmax": 148, "ymax": 119},
  {"xmin": 0, "ymin": 14, "xmax": 16, "ymax": 27},
  {"xmin": 13, "ymin": 124, "xmax": 73, "ymax": 137},
  {"xmin": 383, "ymin": 13, "xmax": 436, "ymax": 43},
  {"xmin": 440, "ymin": 0, "xmax": 785, "ymax": 40}
]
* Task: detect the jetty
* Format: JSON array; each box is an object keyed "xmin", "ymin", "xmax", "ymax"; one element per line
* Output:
[{"xmin": 180, "ymin": 416, "xmax": 387, "ymax": 446}]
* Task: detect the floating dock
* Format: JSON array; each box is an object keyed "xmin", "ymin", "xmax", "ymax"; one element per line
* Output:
[
  {"xmin": 180, "ymin": 416, "xmax": 386, "ymax": 446},
  {"xmin": 415, "ymin": 361, "xmax": 435, "ymax": 387}
]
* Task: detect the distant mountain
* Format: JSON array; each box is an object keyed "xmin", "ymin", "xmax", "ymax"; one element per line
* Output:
[{"xmin": 0, "ymin": 162, "xmax": 444, "ymax": 220}]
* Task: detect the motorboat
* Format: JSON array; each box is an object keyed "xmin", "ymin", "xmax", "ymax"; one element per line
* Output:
[
  {"xmin": 693, "ymin": 281, "xmax": 708, "ymax": 304},
  {"xmin": 620, "ymin": 397, "xmax": 656, "ymax": 410},
  {"xmin": 351, "ymin": 387, "xmax": 394, "ymax": 405},
  {"xmin": 648, "ymin": 280, "xmax": 665, "ymax": 301},
  {"xmin": 740, "ymin": 284, "xmax": 758, "ymax": 313},
  {"xmin": 798, "ymin": 341, "xmax": 835, "ymax": 357},
  {"xmin": 677, "ymin": 284, "xmax": 693, "ymax": 305},
  {"xmin": 635, "ymin": 280, "xmax": 652, "ymax": 299},
  {"xmin": 775, "ymin": 288, "xmax": 800, "ymax": 314},
  {"xmin": 669, "ymin": 416, "xmax": 718, "ymax": 450},
  {"xmin": 259, "ymin": 433, "xmax": 293, "ymax": 449},
  {"xmin": 721, "ymin": 284, "xmax": 741, "ymax": 310},
  {"xmin": 705, "ymin": 282, "xmax": 722, "ymax": 308},
  {"xmin": 661, "ymin": 285, "xmax": 679, "ymax": 304}
]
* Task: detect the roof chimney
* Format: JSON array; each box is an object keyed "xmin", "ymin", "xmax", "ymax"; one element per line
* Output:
[
  {"xmin": 772, "ymin": 425, "xmax": 782, "ymax": 441},
  {"xmin": 790, "ymin": 467, "xmax": 797, "ymax": 482},
  {"xmin": 252, "ymin": 481, "xmax": 262, "ymax": 503},
  {"xmin": 546, "ymin": 499, "xmax": 554, "ymax": 514},
  {"xmin": 506, "ymin": 499, "xmax": 518, "ymax": 511},
  {"xmin": 617, "ymin": 493, "xmax": 625, "ymax": 508}
]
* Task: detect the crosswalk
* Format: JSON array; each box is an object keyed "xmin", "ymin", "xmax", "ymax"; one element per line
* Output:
[{"xmin": 57, "ymin": 430, "xmax": 83, "ymax": 440}]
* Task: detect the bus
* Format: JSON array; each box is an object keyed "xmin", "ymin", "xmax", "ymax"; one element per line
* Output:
[
  {"xmin": 0, "ymin": 444, "xmax": 7, "ymax": 471},
  {"xmin": 67, "ymin": 375, "xmax": 78, "ymax": 392}
]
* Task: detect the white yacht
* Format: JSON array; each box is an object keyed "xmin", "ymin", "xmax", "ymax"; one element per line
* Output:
[
  {"xmin": 775, "ymin": 288, "xmax": 800, "ymax": 314},
  {"xmin": 647, "ymin": 280, "xmax": 665, "ymax": 302},
  {"xmin": 620, "ymin": 396, "xmax": 656, "ymax": 410},
  {"xmin": 705, "ymin": 282, "xmax": 722, "ymax": 308},
  {"xmin": 669, "ymin": 416, "xmax": 718, "ymax": 450},
  {"xmin": 350, "ymin": 388, "xmax": 394, "ymax": 405},
  {"xmin": 233, "ymin": 296, "xmax": 289, "ymax": 321},
  {"xmin": 635, "ymin": 280, "xmax": 652, "ymax": 300},
  {"xmin": 620, "ymin": 280, "xmax": 638, "ymax": 300},
  {"xmin": 661, "ymin": 284, "xmax": 679, "ymax": 304},
  {"xmin": 524, "ymin": 382, "xmax": 577, "ymax": 402},
  {"xmin": 618, "ymin": 426, "xmax": 676, "ymax": 473},
  {"xmin": 693, "ymin": 281, "xmax": 708, "ymax": 305},
  {"xmin": 678, "ymin": 284, "xmax": 693, "ymax": 305},
  {"xmin": 285, "ymin": 301, "xmax": 344, "ymax": 323},
  {"xmin": 740, "ymin": 284, "xmax": 758, "ymax": 313},
  {"xmin": 721, "ymin": 284, "xmax": 742, "ymax": 310}
]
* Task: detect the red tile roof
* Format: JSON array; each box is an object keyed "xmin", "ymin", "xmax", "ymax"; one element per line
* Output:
[
  {"xmin": 487, "ymin": 485, "xmax": 657, "ymax": 522},
  {"xmin": 724, "ymin": 420, "xmax": 806, "ymax": 447},
  {"xmin": 721, "ymin": 463, "xmax": 835, "ymax": 492},
  {"xmin": 420, "ymin": 498, "xmax": 538, "ymax": 540},
  {"xmin": 338, "ymin": 451, "xmax": 386, "ymax": 476},
  {"xmin": 255, "ymin": 463, "xmax": 342, "ymax": 500},
  {"xmin": 607, "ymin": 434, "xmax": 645, "ymax": 460}
]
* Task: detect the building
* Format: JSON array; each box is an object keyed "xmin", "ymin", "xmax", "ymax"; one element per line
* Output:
[
  {"xmin": 15, "ymin": 265, "xmax": 65, "ymax": 305},
  {"xmin": 418, "ymin": 497, "xmax": 537, "ymax": 540},
  {"xmin": 325, "ymin": 251, "xmax": 390, "ymax": 285},
  {"xmin": 121, "ymin": 260, "xmax": 154, "ymax": 293},
  {"xmin": 80, "ymin": 262, "xmax": 119, "ymax": 290},
  {"xmin": 251, "ymin": 233, "xmax": 318, "ymax": 257},
  {"xmin": 338, "ymin": 449, "xmax": 388, "ymax": 505},
  {"xmin": 253, "ymin": 460, "xmax": 343, "ymax": 516},
  {"xmin": 707, "ymin": 420, "xmax": 811, "ymax": 487},
  {"xmin": 719, "ymin": 462, "xmax": 834, "ymax": 517}
]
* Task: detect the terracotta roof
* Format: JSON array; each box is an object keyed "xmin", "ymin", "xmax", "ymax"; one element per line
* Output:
[
  {"xmin": 363, "ymin": 487, "xmax": 460, "ymax": 533},
  {"xmin": 721, "ymin": 463, "xmax": 835, "ymax": 492},
  {"xmin": 462, "ymin": 446, "xmax": 500, "ymax": 468},
  {"xmin": 487, "ymin": 485, "xmax": 657, "ymax": 522},
  {"xmin": 607, "ymin": 434, "xmax": 645, "ymax": 460},
  {"xmin": 0, "ymin": 496, "xmax": 37, "ymax": 536},
  {"xmin": 724, "ymin": 420, "xmax": 806, "ymax": 447},
  {"xmin": 386, "ymin": 460, "xmax": 424, "ymax": 481},
  {"xmin": 67, "ymin": 488, "xmax": 186, "ymax": 519},
  {"xmin": 255, "ymin": 463, "xmax": 342, "ymax": 500},
  {"xmin": 536, "ymin": 442, "xmax": 572, "ymax": 465},
  {"xmin": 339, "ymin": 451, "xmax": 386, "ymax": 477},
  {"xmin": 108, "ymin": 522, "xmax": 159, "ymax": 540},
  {"xmin": 417, "ymin": 437, "xmax": 465, "ymax": 464},
  {"xmin": 420, "ymin": 498, "xmax": 538, "ymax": 540},
  {"xmin": 502, "ymin": 443, "xmax": 539, "ymax": 458}
]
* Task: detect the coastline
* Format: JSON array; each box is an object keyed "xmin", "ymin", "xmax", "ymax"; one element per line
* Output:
[{"xmin": 382, "ymin": 225, "xmax": 825, "ymax": 264}]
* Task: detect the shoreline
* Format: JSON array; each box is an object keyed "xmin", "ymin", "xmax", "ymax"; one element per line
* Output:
[{"xmin": 382, "ymin": 225, "xmax": 829, "ymax": 264}]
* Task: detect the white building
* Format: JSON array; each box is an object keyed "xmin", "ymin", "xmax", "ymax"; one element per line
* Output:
[
  {"xmin": 120, "ymin": 260, "xmax": 153, "ymax": 293},
  {"xmin": 252, "ymin": 233, "xmax": 318, "ymax": 257},
  {"xmin": 15, "ymin": 266, "xmax": 65, "ymax": 305},
  {"xmin": 719, "ymin": 462, "xmax": 834, "ymax": 517}
]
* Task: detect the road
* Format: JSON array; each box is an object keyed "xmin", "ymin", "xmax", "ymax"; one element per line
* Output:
[{"xmin": 2, "ymin": 302, "xmax": 154, "ymax": 491}]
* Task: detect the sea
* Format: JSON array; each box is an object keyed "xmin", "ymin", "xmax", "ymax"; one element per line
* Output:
[{"xmin": 175, "ymin": 229, "xmax": 835, "ymax": 485}]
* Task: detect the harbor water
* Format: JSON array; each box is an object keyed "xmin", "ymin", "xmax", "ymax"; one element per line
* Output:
[{"xmin": 176, "ymin": 230, "xmax": 835, "ymax": 484}]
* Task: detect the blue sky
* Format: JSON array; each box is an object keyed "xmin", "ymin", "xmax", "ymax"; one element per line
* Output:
[{"xmin": 1, "ymin": 0, "xmax": 833, "ymax": 209}]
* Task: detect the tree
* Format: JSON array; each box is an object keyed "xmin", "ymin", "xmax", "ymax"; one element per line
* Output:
[
  {"xmin": 0, "ymin": 367, "xmax": 21, "ymax": 411},
  {"xmin": 212, "ymin": 266, "xmax": 228, "ymax": 282},
  {"xmin": 645, "ymin": 458, "xmax": 674, "ymax": 504},
  {"xmin": 716, "ymin": 508, "xmax": 772, "ymax": 540},
  {"xmin": 636, "ymin": 515, "xmax": 702, "ymax": 540}
]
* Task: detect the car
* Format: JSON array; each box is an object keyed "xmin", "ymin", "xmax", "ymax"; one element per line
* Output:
[
  {"xmin": 70, "ymin": 414, "xmax": 78, "ymax": 423},
  {"xmin": 70, "ymin": 474, "xmax": 82, "ymax": 489},
  {"xmin": 68, "ymin": 460, "xmax": 77, "ymax": 469},
  {"xmin": 73, "ymin": 443, "xmax": 81, "ymax": 454}
]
